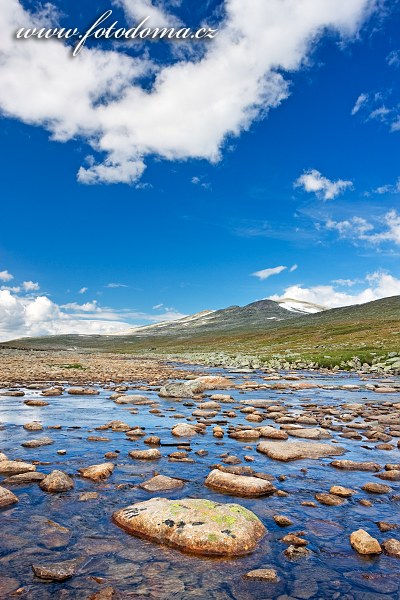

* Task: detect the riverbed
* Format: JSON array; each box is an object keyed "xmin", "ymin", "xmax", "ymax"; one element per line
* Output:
[{"xmin": 0, "ymin": 366, "xmax": 399, "ymax": 599}]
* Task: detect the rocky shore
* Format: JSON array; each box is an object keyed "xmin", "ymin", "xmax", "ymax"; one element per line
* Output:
[
  {"xmin": 0, "ymin": 349, "xmax": 198, "ymax": 388},
  {"xmin": 173, "ymin": 350, "xmax": 400, "ymax": 374}
]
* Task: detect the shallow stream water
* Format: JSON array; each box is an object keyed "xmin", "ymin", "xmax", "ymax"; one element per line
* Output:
[{"xmin": 0, "ymin": 367, "xmax": 399, "ymax": 599}]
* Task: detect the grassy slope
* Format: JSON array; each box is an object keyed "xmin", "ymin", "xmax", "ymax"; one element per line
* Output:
[{"xmin": 1, "ymin": 296, "xmax": 399, "ymax": 365}]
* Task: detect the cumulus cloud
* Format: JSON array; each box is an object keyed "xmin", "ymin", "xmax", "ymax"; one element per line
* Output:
[
  {"xmin": 79, "ymin": 287, "xmax": 88, "ymax": 294},
  {"xmin": 289, "ymin": 264, "xmax": 298, "ymax": 272},
  {"xmin": 294, "ymin": 169, "xmax": 353, "ymax": 201},
  {"xmin": 270, "ymin": 271, "xmax": 400, "ymax": 309},
  {"xmin": 0, "ymin": 289, "xmax": 187, "ymax": 342},
  {"xmin": 22, "ymin": 280, "xmax": 40, "ymax": 292},
  {"xmin": 0, "ymin": 270, "xmax": 14, "ymax": 282},
  {"xmin": 115, "ymin": 0, "xmax": 181, "ymax": 27},
  {"xmin": 252, "ymin": 266, "xmax": 287, "ymax": 280},
  {"xmin": 326, "ymin": 210, "xmax": 400, "ymax": 246},
  {"xmin": 0, "ymin": 0, "xmax": 377, "ymax": 184}
]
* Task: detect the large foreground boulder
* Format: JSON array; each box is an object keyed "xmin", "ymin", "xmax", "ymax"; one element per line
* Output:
[
  {"xmin": 257, "ymin": 441, "xmax": 345, "ymax": 461},
  {"xmin": 113, "ymin": 497, "xmax": 265, "ymax": 556},
  {"xmin": 205, "ymin": 469, "xmax": 276, "ymax": 497}
]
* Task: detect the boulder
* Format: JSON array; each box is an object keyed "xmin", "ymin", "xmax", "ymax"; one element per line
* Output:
[
  {"xmin": 350, "ymin": 529, "xmax": 382, "ymax": 555},
  {"xmin": 315, "ymin": 493, "xmax": 344, "ymax": 506},
  {"xmin": 257, "ymin": 441, "xmax": 345, "ymax": 461},
  {"xmin": 159, "ymin": 376, "xmax": 231, "ymax": 398},
  {"xmin": 113, "ymin": 497, "xmax": 266, "ymax": 556},
  {"xmin": 129, "ymin": 449, "xmax": 161, "ymax": 460},
  {"xmin": 230, "ymin": 429, "xmax": 261, "ymax": 440},
  {"xmin": 259, "ymin": 426, "xmax": 288, "ymax": 440},
  {"xmin": 139, "ymin": 475, "xmax": 184, "ymax": 492},
  {"xmin": 362, "ymin": 482, "xmax": 392, "ymax": 494},
  {"xmin": 172, "ymin": 423, "xmax": 198, "ymax": 437},
  {"xmin": 244, "ymin": 569, "xmax": 279, "ymax": 582},
  {"xmin": 3, "ymin": 472, "xmax": 45, "ymax": 484},
  {"xmin": 330, "ymin": 460, "xmax": 381, "ymax": 471},
  {"xmin": 382, "ymin": 538, "xmax": 400, "ymax": 558},
  {"xmin": 24, "ymin": 400, "xmax": 49, "ymax": 407},
  {"xmin": 32, "ymin": 559, "xmax": 79, "ymax": 581},
  {"xmin": 21, "ymin": 436, "xmax": 54, "ymax": 448},
  {"xmin": 67, "ymin": 388, "xmax": 99, "ymax": 395},
  {"xmin": 78, "ymin": 463, "xmax": 114, "ymax": 482},
  {"xmin": 39, "ymin": 470, "xmax": 74, "ymax": 492},
  {"xmin": 0, "ymin": 486, "xmax": 18, "ymax": 508},
  {"xmin": 0, "ymin": 460, "xmax": 36, "ymax": 476},
  {"xmin": 205, "ymin": 469, "xmax": 276, "ymax": 497},
  {"xmin": 23, "ymin": 422, "xmax": 43, "ymax": 431},
  {"xmin": 330, "ymin": 486, "xmax": 355, "ymax": 498},
  {"xmin": 288, "ymin": 428, "xmax": 331, "ymax": 440},
  {"xmin": 376, "ymin": 470, "xmax": 400, "ymax": 481}
]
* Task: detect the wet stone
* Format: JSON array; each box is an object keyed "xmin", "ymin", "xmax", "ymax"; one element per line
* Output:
[
  {"xmin": 244, "ymin": 568, "xmax": 279, "ymax": 582},
  {"xmin": 39, "ymin": 470, "xmax": 74, "ymax": 492},
  {"xmin": 0, "ymin": 460, "xmax": 36, "ymax": 476},
  {"xmin": 139, "ymin": 475, "xmax": 184, "ymax": 492},
  {"xmin": 205, "ymin": 469, "xmax": 276, "ymax": 497},
  {"xmin": 362, "ymin": 482, "xmax": 392, "ymax": 494},
  {"xmin": 274, "ymin": 515, "xmax": 293, "ymax": 527},
  {"xmin": 129, "ymin": 449, "xmax": 162, "ymax": 460},
  {"xmin": 21, "ymin": 436, "xmax": 54, "ymax": 448},
  {"xmin": 257, "ymin": 441, "xmax": 345, "ymax": 461},
  {"xmin": 113, "ymin": 497, "xmax": 266, "ymax": 556},
  {"xmin": 3, "ymin": 472, "xmax": 45, "ymax": 484},
  {"xmin": 350, "ymin": 529, "xmax": 382, "ymax": 555},
  {"xmin": 32, "ymin": 558, "xmax": 80, "ymax": 581},
  {"xmin": 78, "ymin": 462, "xmax": 114, "ymax": 481},
  {"xmin": 0, "ymin": 485, "xmax": 19, "ymax": 508}
]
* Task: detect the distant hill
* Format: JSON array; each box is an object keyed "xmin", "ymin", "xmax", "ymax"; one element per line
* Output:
[
  {"xmin": 1, "ymin": 296, "xmax": 399, "ymax": 366},
  {"xmin": 113, "ymin": 298, "xmax": 325, "ymax": 337}
]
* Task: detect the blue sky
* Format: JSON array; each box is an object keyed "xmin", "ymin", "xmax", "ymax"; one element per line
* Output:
[{"xmin": 0, "ymin": 0, "xmax": 399, "ymax": 339}]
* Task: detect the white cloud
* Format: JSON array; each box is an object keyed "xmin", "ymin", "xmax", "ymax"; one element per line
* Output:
[
  {"xmin": 22, "ymin": 280, "xmax": 40, "ymax": 292},
  {"xmin": 105, "ymin": 282, "xmax": 128, "ymax": 288},
  {"xmin": 252, "ymin": 265, "xmax": 287, "ymax": 280},
  {"xmin": 289, "ymin": 264, "xmax": 298, "ymax": 272},
  {"xmin": 326, "ymin": 210, "xmax": 400, "ymax": 246},
  {"xmin": 115, "ymin": 0, "xmax": 180, "ymax": 28},
  {"xmin": 351, "ymin": 90, "xmax": 400, "ymax": 132},
  {"xmin": 0, "ymin": 0, "xmax": 377, "ymax": 184},
  {"xmin": 295, "ymin": 169, "xmax": 353, "ymax": 201},
  {"xmin": 332, "ymin": 278, "xmax": 359, "ymax": 286},
  {"xmin": 0, "ymin": 289, "xmax": 186, "ymax": 341},
  {"xmin": 0, "ymin": 270, "xmax": 14, "ymax": 282},
  {"xmin": 387, "ymin": 50, "xmax": 400, "ymax": 68},
  {"xmin": 79, "ymin": 287, "xmax": 88, "ymax": 294},
  {"xmin": 351, "ymin": 92, "xmax": 368, "ymax": 115},
  {"xmin": 373, "ymin": 178, "xmax": 400, "ymax": 195},
  {"xmin": 62, "ymin": 301, "xmax": 100, "ymax": 312},
  {"xmin": 270, "ymin": 271, "xmax": 400, "ymax": 309}
]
